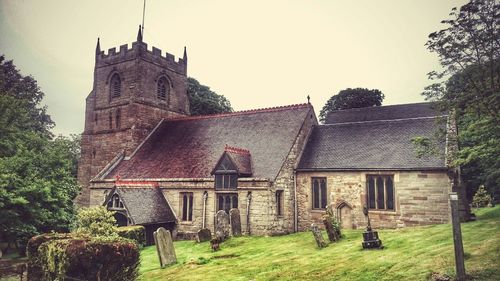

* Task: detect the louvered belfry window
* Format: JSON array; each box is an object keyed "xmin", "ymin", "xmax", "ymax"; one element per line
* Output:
[
  {"xmin": 367, "ymin": 175, "xmax": 394, "ymax": 210},
  {"xmin": 110, "ymin": 73, "xmax": 121, "ymax": 98},
  {"xmin": 157, "ymin": 77, "xmax": 169, "ymax": 100}
]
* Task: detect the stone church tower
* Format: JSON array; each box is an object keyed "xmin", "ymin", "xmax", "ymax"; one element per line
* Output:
[{"xmin": 76, "ymin": 27, "xmax": 190, "ymax": 206}]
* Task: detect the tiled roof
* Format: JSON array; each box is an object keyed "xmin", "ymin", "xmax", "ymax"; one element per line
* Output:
[
  {"xmin": 298, "ymin": 103, "xmax": 448, "ymax": 170},
  {"xmin": 224, "ymin": 146, "xmax": 252, "ymax": 176},
  {"xmin": 106, "ymin": 104, "xmax": 312, "ymax": 180},
  {"xmin": 325, "ymin": 102, "xmax": 442, "ymax": 124},
  {"xmin": 110, "ymin": 186, "xmax": 176, "ymax": 225}
]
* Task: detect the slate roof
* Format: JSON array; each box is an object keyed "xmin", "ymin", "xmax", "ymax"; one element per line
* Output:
[
  {"xmin": 325, "ymin": 102, "xmax": 441, "ymax": 124},
  {"xmin": 298, "ymin": 103, "xmax": 447, "ymax": 171},
  {"xmin": 106, "ymin": 104, "xmax": 312, "ymax": 180},
  {"xmin": 220, "ymin": 146, "xmax": 252, "ymax": 176},
  {"xmin": 105, "ymin": 186, "xmax": 176, "ymax": 225}
]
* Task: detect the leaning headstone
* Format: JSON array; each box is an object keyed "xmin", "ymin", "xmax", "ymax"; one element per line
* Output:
[
  {"xmin": 215, "ymin": 210, "xmax": 230, "ymax": 241},
  {"xmin": 311, "ymin": 223, "xmax": 328, "ymax": 248},
  {"xmin": 153, "ymin": 227, "xmax": 177, "ymax": 268},
  {"xmin": 197, "ymin": 228, "xmax": 212, "ymax": 243},
  {"xmin": 322, "ymin": 216, "xmax": 339, "ymax": 242},
  {"xmin": 229, "ymin": 208, "xmax": 242, "ymax": 236}
]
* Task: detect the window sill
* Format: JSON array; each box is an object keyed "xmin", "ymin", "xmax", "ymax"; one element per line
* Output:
[
  {"xmin": 311, "ymin": 209, "xmax": 326, "ymax": 213},
  {"xmin": 368, "ymin": 209, "xmax": 398, "ymax": 215},
  {"xmin": 179, "ymin": 221, "xmax": 193, "ymax": 225}
]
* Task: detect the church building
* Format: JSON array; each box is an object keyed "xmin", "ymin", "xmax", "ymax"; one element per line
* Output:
[{"xmin": 77, "ymin": 28, "xmax": 468, "ymax": 241}]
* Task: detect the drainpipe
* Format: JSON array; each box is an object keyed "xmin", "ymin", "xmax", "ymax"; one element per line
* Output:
[
  {"xmin": 202, "ymin": 191, "xmax": 208, "ymax": 229},
  {"xmin": 294, "ymin": 169, "xmax": 298, "ymax": 233},
  {"xmin": 246, "ymin": 191, "xmax": 252, "ymax": 234}
]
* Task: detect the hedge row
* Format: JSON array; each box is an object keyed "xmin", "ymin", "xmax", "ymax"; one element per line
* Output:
[
  {"xmin": 27, "ymin": 233, "xmax": 139, "ymax": 281},
  {"xmin": 117, "ymin": 226, "xmax": 146, "ymax": 247}
]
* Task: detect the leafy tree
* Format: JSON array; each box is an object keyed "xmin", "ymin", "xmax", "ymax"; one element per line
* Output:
[
  {"xmin": 0, "ymin": 55, "xmax": 79, "ymax": 254},
  {"xmin": 472, "ymin": 185, "xmax": 492, "ymax": 208},
  {"xmin": 319, "ymin": 88, "xmax": 384, "ymax": 123},
  {"xmin": 187, "ymin": 77, "xmax": 233, "ymax": 115},
  {"xmin": 422, "ymin": 0, "xmax": 499, "ymax": 201},
  {"xmin": 75, "ymin": 207, "xmax": 118, "ymax": 238}
]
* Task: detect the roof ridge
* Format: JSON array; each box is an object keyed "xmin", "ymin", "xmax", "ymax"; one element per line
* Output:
[
  {"xmin": 321, "ymin": 115, "xmax": 447, "ymax": 126},
  {"xmin": 165, "ymin": 103, "xmax": 310, "ymax": 122},
  {"xmin": 328, "ymin": 102, "xmax": 436, "ymax": 114},
  {"xmin": 225, "ymin": 145, "xmax": 250, "ymax": 155}
]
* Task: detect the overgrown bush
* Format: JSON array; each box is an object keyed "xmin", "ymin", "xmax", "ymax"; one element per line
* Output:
[
  {"xmin": 472, "ymin": 185, "xmax": 492, "ymax": 208},
  {"xmin": 75, "ymin": 206, "xmax": 118, "ymax": 237},
  {"xmin": 117, "ymin": 226, "xmax": 146, "ymax": 247},
  {"xmin": 27, "ymin": 233, "xmax": 139, "ymax": 281}
]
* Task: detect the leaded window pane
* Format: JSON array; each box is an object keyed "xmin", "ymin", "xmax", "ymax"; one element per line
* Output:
[
  {"xmin": 386, "ymin": 177, "xmax": 394, "ymax": 210},
  {"xmin": 232, "ymin": 195, "xmax": 238, "ymax": 209},
  {"xmin": 320, "ymin": 179, "xmax": 327, "ymax": 209},
  {"xmin": 376, "ymin": 176, "xmax": 385, "ymax": 209},
  {"xmin": 182, "ymin": 194, "xmax": 188, "ymax": 221},
  {"xmin": 188, "ymin": 195, "xmax": 193, "ymax": 221},
  {"xmin": 368, "ymin": 177, "xmax": 376, "ymax": 209}
]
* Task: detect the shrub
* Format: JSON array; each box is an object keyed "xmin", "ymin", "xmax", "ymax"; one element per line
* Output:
[
  {"xmin": 472, "ymin": 185, "xmax": 492, "ymax": 208},
  {"xmin": 117, "ymin": 226, "xmax": 146, "ymax": 247},
  {"xmin": 75, "ymin": 206, "xmax": 118, "ymax": 237},
  {"xmin": 27, "ymin": 233, "xmax": 139, "ymax": 281}
]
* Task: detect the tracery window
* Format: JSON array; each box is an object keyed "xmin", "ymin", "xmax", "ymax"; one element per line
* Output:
[
  {"xmin": 367, "ymin": 175, "xmax": 394, "ymax": 210},
  {"xmin": 157, "ymin": 77, "xmax": 169, "ymax": 100},
  {"xmin": 276, "ymin": 190, "xmax": 284, "ymax": 216},
  {"xmin": 110, "ymin": 73, "xmax": 121, "ymax": 98},
  {"xmin": 217, "ymin": 194, "xmax": 238, "ymax": 214},
  {"xmin": 181, "ymin": 193, "xmax": 193, "ymax": 221},
  {"xmin": 312, "ymin": 177, "xmax": 327, "ymax": 209}
]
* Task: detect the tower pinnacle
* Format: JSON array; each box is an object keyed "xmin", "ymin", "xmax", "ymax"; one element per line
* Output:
[
  {"xmin": 137, "ymin": 25, "xmax": 143, "ymax": 42},
  {"xmin": 95, "ymin": 37, "xmax": 100, "ymax": 55}
]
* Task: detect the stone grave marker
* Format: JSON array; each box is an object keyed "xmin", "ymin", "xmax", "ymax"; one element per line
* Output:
[
  {"xmin": 215, "ymin": 210, "xmax": 230, "ymax": 241},
  {"xmin": 311, "ymin": 223, "xmax": 328, "ymax": 248},
  {"xmin": 197, "ymin": 228, "xmax": 212, "ymax": 243},
  {"xmin": 322, "ymin": 216, "xmax": 339, "ymax": 242},
  {"xmin": 229, "ymin": 208, "xmax": 242, "ymax": 236},
  {"xmin": 153, "ymin": 227, "xmax": 177, "ymax": 268}
]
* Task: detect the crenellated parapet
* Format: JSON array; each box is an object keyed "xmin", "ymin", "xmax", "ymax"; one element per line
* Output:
[{"xmin": 95, "ymin": 40, "xmax": 187, "ymax": 75}]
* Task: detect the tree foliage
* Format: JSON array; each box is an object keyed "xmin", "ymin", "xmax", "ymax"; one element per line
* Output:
[
  {"xmin": 319, "ymin": 88, "xmax": 384, "ymax": 123},
  {"xmin": 75, "ymin": 206, "xmax": 118, "ymax": 238},
  {"xmin": 187, "ymin": 77, "xmax": 233, "ymax": 115},
  {"xmin": 422, "ymin": 0, "xmax": 499, "ymax": 200},
  {"xmin": 0, "ymin": 55, "xmax": 79, "ymax": 252}
]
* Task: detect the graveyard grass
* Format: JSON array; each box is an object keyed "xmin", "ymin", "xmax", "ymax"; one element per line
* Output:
[{"xmin": 139, "ymin": 206, "xmax": 500, "ymax": 281}]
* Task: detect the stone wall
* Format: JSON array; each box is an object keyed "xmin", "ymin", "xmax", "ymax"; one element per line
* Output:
[
  {"xmin": 269, "ymin": 106, "xmax": 318, "ymax": 234},
  {"xmin": 296, "ymin": 170, "xmax": 452, "ymax": 231}
]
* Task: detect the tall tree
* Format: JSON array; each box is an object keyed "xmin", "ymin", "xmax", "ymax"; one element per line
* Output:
[
  {"xmin": 423, "ymin": 0, "xmax": 500, "ymax": 200},
  {"xmin": 187, "ymin": 77, "xmax": 233, "ymax": 115},
  {"xmin": 0, "ymin": 55, "xmax": 79, "ymax": 254},
  {"xmin": 319, "ymin": 88, "xmax": 384, "ymax": 123}
]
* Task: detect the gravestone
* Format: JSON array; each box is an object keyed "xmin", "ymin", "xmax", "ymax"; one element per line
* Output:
[
  {"xmin": 215, "ymin": 210, "xmax": 230, "ymax": 241},
  {"xmin": 229, "ymin": 208, "xmax": 242, "ymax": 236},
  {"xmin": 322, "ymin": 216, "xmax": 339, "ymax": 242},
  {"xmin": 197, "ymin": 228, "xmax": 212, "ymax": 243},
  {"xmin": 361, "ymin": 205, "xmax": 383, "ymax": 249},
  {"xmin": 153, "ymin": 227, "xmax": 177, "ymax": 268},
  {"xmin": 310, "ymin": 223, "xmax": 328, "ymax": 248}
]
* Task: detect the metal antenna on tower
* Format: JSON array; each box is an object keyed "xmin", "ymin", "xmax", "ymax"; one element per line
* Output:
[{"xmin": 142, "ymin": 0, "xmax": 146, "ymax": 37}]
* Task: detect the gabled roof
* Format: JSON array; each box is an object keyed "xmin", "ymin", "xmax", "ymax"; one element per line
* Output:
[
  {"xmin": 325, "ymin": 102, "xmax": 441, "ymax": 124},
  {"xmin": 212, "ymin": 146, "xmax": 252, "ymax": 176},
  {"xmin": 298, "ymin": 103, "xmax": 447, "ymax": 171},
  {"xmin": 104, "ymin": 186, "xmax": 176, "ymax": 225},
  {"xmin": 105, "ymin": 104, "xmax": 313, "ymax": 180}
]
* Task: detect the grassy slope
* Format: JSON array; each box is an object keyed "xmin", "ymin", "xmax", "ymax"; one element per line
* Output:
[{"xmin": 139, "ymin": 206, "xmax": 500, "ymax": 281}]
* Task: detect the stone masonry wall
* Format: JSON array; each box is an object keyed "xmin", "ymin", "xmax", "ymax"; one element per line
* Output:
[
  {"xmin": 270, "ymin": 106, "xmax": 318, "ymax": 234},
  {"xmin": 296, "ymin": 170, "xmax": 452, "ymax": 231}
]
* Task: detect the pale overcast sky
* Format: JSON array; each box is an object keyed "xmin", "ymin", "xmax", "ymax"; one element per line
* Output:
[{"xmin": 0, "ymin": 0, "xmax": 467, "ymax": 136}]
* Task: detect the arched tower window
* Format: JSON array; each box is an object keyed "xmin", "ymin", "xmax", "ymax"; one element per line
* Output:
[
  {"xmin": 110, "ymin": 73, "xmax": 121, "ymax": 98},
  {"xmin": 157, "ymin": 77, "xmax": 169, "ymax": 100}
]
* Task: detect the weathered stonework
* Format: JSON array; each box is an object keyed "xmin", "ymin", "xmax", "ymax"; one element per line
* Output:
[
  {"xmin": 77, "ymin": 36, "xmax": 190, "ymax": 206},
  {"xmin": 296, "ymin": 171, "xmax": 452, "ymax": 231}
]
